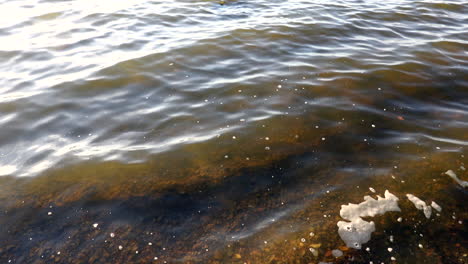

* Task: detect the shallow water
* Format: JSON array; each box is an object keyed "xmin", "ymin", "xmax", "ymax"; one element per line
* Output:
[{"xmin": 0, "ymin": 0, "xmax": 467, "ymax": 263}]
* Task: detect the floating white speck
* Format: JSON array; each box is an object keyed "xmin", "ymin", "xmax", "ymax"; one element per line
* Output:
[
  {"xmin": 47, "ymin": 212, "xmax": 52, "ymax": 216},
  {"xmin": 92, "ymin": 223, "xmax": 99, "ymax": 228},
  {"xmin": 389, "ymin": 235, "xmax": 394, "ymax": 242},
  {"xmin": 337, "ymin": 190, "xmax": 400, "ymax": 249},
  {"xmin": 118, "ymin": 245, "xmax": 123, "ymax": 250},
  {"xmin": 148, "ymin": 242, "xmax": 152, "ymax": 246},
  {"xmin": 397, "ymin": 217, "xmax": 402, "ymax": 222},
  {"xmin": 309, "ymin": 248, "xmax": 318, "ymax": 256},
  {"xmin": 388, "ymin": 247, "xmax": 393, "ymax": 252},
  {"xmin": 265, "ymin": 137, "xmax": 270, "ymax": 140},
  {"xmin": 418, "ymin": 244, "xmax": 423, "ymax": 249},
  {"xmin": 444, "ymin": 170, "xmax": 468, "ymax": 188},
  {"xmin": 110, "ymin": 233, "xmax": 115, "ymax": 238},
  {"xmin": 332, "ymin": 249, "xmax": 343, "ymax": 257},
  {"xmin": 406, "ymin": 194, "xmax": 431, "ymax": 219},
  {"xmin": 391, "ymin": 256, "xmax": 396, "ymax": 261},
  {"xmin": 265, "ymin": 146, "xmax": 270, "ymax": 150},
  {"xmin": 301, "ymin": 238, "xmax": 306, "ymax": 243},
  {"xmin": 309, "ymin": 232, "xmax": 315, "ymax": 237},
  {"xmin": 431, "ymin": 201, "xmax": 442, "ymax": 212},
  {"xmin": 154, "ymin": 257, "xmax": 158, "ymax": 260},
  {"xmin": 369, "ymin": 187, "xmax": 376, "ymax": 193}
]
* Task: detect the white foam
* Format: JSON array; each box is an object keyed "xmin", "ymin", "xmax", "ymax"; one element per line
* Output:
[
  {"xmin": 444, "ymin": 170, "xmax": 468, "ymax": 188},
  {"xmin": 337, "ymin": 190, "xmax": 400, "ymax": 249},
  {"xmin": 431, "ymin": 201, "xmax": 442, "ymax": 212},
  {"xmin": 337, "ymin": 218, "xmax": 375, "ymax": 249},
  {"xmin": 406, "ymin": 194, "xmax": 431, "ymax": 219}
]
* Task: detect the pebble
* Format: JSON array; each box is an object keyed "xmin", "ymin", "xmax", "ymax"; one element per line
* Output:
[{"xmin": 332, "ymin": 249, "xmax": 343, "ymax": 257}]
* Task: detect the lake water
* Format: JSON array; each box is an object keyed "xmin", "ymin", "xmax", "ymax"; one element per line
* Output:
[{"xmin": 0, "ymin": 0, "xmax": 467, "ymax": 263}]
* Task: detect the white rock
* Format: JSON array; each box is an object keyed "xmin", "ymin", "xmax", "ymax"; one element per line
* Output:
[
  {"xmin": 406, "ymin": 194, "xmax": 431, "ymax": 219},
  {"xmin": 332, "ymin": 249, "xmax": 343, "ymax": 257}
]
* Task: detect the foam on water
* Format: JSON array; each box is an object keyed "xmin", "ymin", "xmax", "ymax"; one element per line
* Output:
[
  {"xmin": 444, "ymin": 170, "xmax": 468, "ymax": 188},
  {"xmin": 337, "ymin": 190, "xmax": 400, "ymax": 249},
  {"xmin": 406, "ymin": 194, "xmax": 432, "ymax": 219},
  {"xmin": 430, "ymin": 201, "xmax": 442, "ymax": 212}
]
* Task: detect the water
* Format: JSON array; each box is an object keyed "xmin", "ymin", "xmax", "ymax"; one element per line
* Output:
[{"xmin": 0, "ymin": 0, "xmax": 467, "ymax": 263}]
